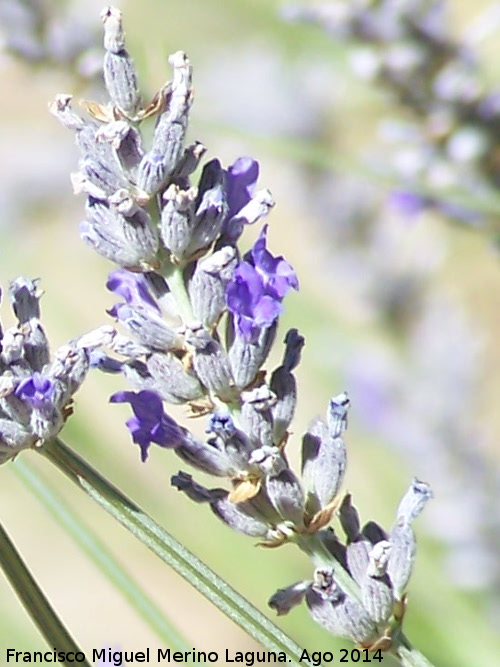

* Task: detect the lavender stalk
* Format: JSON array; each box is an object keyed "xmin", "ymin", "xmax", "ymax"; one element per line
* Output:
[
  {"xmin": 38, "ymin": 436, "xmax": 313, "ymax": 666},
  {"xmin": 0, "ymin": 519, "xmax": 91, "ymax": 666},
  {"xmin": 13, "ymin": 459, "xmax": 196, "ymax": 659}
]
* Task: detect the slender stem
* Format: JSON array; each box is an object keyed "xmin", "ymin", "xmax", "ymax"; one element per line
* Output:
[
  {"xmin": 0, "ymin": 519, "xmax": 92, "ymax": 667},
  {"xmin": 162, "ymin": 262, "xmax": 194, "ymax": 322},
  {"xmin": 37, "ymin": 437, "xmax": 314, "ymax": 666},
  {"xmin": 13, "ymin": 459, "xmax": 195, "ymax": 661},
  {"xmin": 391, "ymin": 637, "xmax": 435, "ymax": 667}
]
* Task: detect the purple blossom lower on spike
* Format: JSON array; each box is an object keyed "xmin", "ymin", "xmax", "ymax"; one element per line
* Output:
[{"xmin": 110, "ymin": 389, "xmax": 183, "ymax": 461}]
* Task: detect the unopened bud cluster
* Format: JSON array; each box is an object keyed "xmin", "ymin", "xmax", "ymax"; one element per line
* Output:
[
  {"xmin": 0, "ymin": 278, "xmax": 111, "ymax": 464},
  {"xmin": 51, "ymin": 7, "xmax": 432, "ymax": 650},
  {"xmin": 270, "ymin": 479, "xmax": 432, "ymax": 648}
]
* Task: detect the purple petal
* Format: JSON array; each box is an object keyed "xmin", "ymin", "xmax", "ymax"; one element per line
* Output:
[
  {"xmin": 106, "ymin": 269, "xmax": 160, "ymax": 314},
  {"xmin": 226, "ymin": 263, "xmax": 264, "ymax": 316},
  {"xmin": 224, "ymin": 157, "xmax": 260, "ymax": 221},
  {"xmin": 15, "ymin": 373, "xmax": 55, "ymax": 410},
  {"xmin": 252, "ymin": 294, "xmax": 283, "ymax": 325},
  {"xmin": 110, "ymin": 389, "xmax": 183, "ymax": 461},
  {"xmin": 250, "ymin": 225, "xmax": 299, "ymax": 297}
]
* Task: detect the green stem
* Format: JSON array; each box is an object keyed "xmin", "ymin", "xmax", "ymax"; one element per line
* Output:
[
  {"xmin": 37, "ymin": 437, "xmax": 314, "ymax": 666},
  {"xmin": 162, "ymin": 262, "xmax": 194, "ymax": 323},
  {"xmin": 391, "ymin": 636, "xmax": 435, "ymax": 667},
  {"xmin": 13, "ymin": 459, "xmax": 195, "ymax": 661},
  {"xmin": 0, "ymin": 518, "xmax": 91, "ymax": 667}
]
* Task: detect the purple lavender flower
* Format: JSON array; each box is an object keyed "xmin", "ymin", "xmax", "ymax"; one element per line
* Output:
[
  {"xmin": 110, "ymin": 389, "xmax": 183, "ymax": 461},
  {"xmin": 221, "ymin": 157, "xmax": 267, "ymax": 241},
  {"xmin": 106, "ymin": 269, "xmax": 160, "ymax": 316},
  {"xmin": 15, "ymin": 373, "xmax": 55, "ymax": 413},
  {"xmin": 226, "ymin": 225, "xmax": 298, "ymax": 342},
  {"xmin": 248, "ymin": 225, "xmax": 299, "ymax": 298},
  {"xmin": 224, "ymin": 157, "xmax": 259, "ymax": 222}
]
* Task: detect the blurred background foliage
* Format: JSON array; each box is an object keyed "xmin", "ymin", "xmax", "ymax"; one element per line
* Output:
[{"xmin": 1, "ymin": 0, "xmax": 500, "ymax": 665}]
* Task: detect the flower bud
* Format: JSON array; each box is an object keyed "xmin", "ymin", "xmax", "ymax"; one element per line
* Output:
[
  {"xmin": 184, "ymin": 160, "xmax": 227, "ymax": 258},
  {"xmin": 387, "ymin": 479, "xmax": 432, "ymax": 600},
  {"xmin": 240, "ymin": 385, "xmax": 276, "ymax": 449},
  {"xmin": 9, "ymin": 277, "xmax": 42, "ymax": 322},
  {"xmin": 136, "ymin": 151, "xmax": 169, "ymax": 197},
  {"xmin": 173, "ymin": 141, "xmax": 207, "ymax": 181},
  {"xmin": 396, "ymin": 478, "xmax": 433, "ymax": 525},
  {"xmin": 269, "ymin": 581, "xmax": 309, "ymax": 616},
  {"xmin": 186, "ymin": 326, "xmax": 235, "ymax": 402},
  {"xmin": 146, "ymin": 352, "xmax": 203, "ymax": 404},
  {"xmin": 360, "ymin": 541, "xmax": 394, "ymax": 624},
  {"xmin": 301, "ymin": 395, "xmax": 348, "ymax": 515},
  {"xmin": 109, "ymin": 304, "xmax": 183, "ymax": 351},
  {"xmin": 160, "ymin": 185, "xmax": 197, "ymax": 260},
  {"xmin": 101, "ymin": 6, "xmax": 140, "ymax": 116},
  {"xmin": 229, "ymin": 322, "xmax": 277, "ymax": 390},
  {"xmin": 306, "ymin": 568, "xmax": 377, "ymax": 646},
  {"xmin": 270, "ymin": 329, "xmax": 304, "ymax": 445},
  {"xmin": 251, "ymin": 447, "xmax": 305, "ymax": 527},
  {"xmin": 338, "ymin": 493, "xmax": 361, "ymax": 542},
  {"xmin": 96, "ymin": 121, "xmax": 143, "ymax": 173},
  {"xmin": 188, "ymin": 246, "xmax": 237, "ymax": 328}
]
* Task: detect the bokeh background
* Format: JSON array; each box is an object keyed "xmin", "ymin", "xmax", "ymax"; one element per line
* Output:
[{"xmin": 1, "ymin": 0, "xmax": 500, "ymax": 665}]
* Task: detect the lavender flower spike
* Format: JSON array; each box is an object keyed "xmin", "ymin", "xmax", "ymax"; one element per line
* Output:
[{"xmin": 110, "ymin": 389, "xmax": 185, "ymax": 462}]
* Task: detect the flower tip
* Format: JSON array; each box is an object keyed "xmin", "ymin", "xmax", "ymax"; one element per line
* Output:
[{"xmin": 110, "ymin": 390, "xmax": 141, "ymax": 404}]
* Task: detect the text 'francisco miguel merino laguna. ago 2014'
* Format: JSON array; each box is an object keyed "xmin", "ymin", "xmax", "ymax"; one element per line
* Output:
[{"xmin": 6, "ymin": 648, "xmax": 296, "ymax": 665}]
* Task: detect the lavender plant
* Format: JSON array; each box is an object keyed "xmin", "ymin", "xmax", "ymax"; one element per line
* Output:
[
  {"xmin": 0, "ymin": 5, "xmax": 438, "ymax": 666},
  {"xmin": 49, "ymin": 7, "xmax": 434, "ymax": 663}
]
